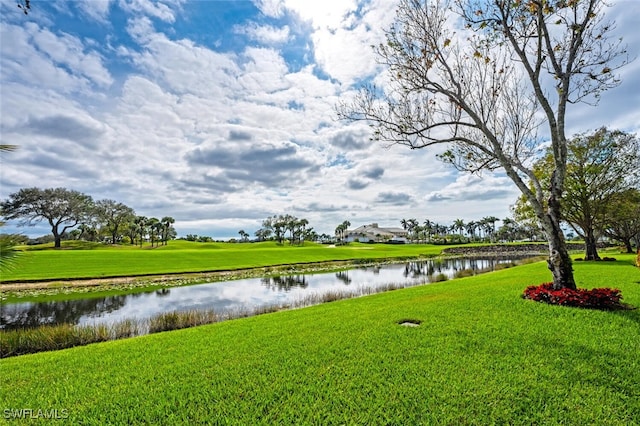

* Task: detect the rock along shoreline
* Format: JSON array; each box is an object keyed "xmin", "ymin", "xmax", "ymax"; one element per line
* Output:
[{"xmin": 442, "ymin": 243, "xmax": 585, "ymax": 257}]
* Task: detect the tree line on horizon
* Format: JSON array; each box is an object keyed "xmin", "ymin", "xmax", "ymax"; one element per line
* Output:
[
  {"xmin": 396, "ymin": 216, "xmax": 537, "ymax": 244},
  {"xmin": 0, "ymin": 188, "xmax": 176, "ymax": 248}
]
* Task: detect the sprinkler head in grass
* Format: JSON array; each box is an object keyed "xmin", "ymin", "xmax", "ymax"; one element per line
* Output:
[{"xmin": 397, "ymin": 319, "xmax": 422, "ymax": 327}]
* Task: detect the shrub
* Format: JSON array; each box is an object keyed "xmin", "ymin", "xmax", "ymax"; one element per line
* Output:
[
  {"xmin": 454, "ymin": 268, "xmax": 475, "ymax": 279},
  {"xmin": 432, "ymin": 273, "xmax": 448, "ymax": 282},
  {"xmin": 522, "ymin": 283, "xmax": 624, "ymax": 310}
]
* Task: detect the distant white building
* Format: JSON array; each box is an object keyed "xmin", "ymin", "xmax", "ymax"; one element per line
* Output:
[{"xmin": 342, "ymin": 223, "xmax": 408, "ymax": 243}]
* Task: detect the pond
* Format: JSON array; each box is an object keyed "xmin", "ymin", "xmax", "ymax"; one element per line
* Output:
[{"xmin": 0, "ymin": 256, "xmax": 526, "ymax": 330}]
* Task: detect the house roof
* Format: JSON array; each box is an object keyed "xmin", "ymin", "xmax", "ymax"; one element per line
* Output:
[{"xmin": 348, "ymin": 223, "xmax": 407, "ymax": 236}]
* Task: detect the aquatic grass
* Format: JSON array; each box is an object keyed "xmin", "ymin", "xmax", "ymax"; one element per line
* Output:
[
  {"xmin": 0, "ymin": 323, "xmax": 111, "ymax": 357},
  {"xmin": 494, "ymin": 261, "xmax": 518, "ymax": 270},
  {"xmin": 432, "ymin": 272, "xmax": 449, "ymax": 282},
  {"xmin": 148, "ymin": 309, "xmax": 218, "ymax": 333},
  {"xmin": 454, "ymin": 268, "xmax": 475, "ymax": 278},
  {"xmin": 111, "ymin": 319, "xmax": 140, "ymax": 339}
]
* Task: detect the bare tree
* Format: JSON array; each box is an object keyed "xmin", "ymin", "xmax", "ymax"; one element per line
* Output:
[{"xmin": 337, "ymin": 0, "xmax": 628, "ymax": 289}]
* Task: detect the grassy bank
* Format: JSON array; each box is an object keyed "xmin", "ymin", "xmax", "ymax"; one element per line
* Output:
[
  {"xmin": 1, "ymin": 255, "xmax": 638, "ymax": 424},
  {"xmin": 1, "ymin": 241, "xmax": 451, "ymax": 282}
]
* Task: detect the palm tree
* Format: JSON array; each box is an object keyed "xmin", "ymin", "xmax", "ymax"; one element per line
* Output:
[
  {"xmin": 0, "ymin": 232, "xmax": 22, "ymax": 272},
  {"xmin": 161, "ymin": 216, "xmax": 175, "ymax": 245},
  {"xmin": 341, "ymin": 220, "xmax": 351, "ymax": 243},
  {"xmin": 465, "ymin": 221, "xmax": 477, "ymax": 241},
  {"xmin": 335, "ymin": 220, "xmax": 351, "ymax": 243},
  {"xmin": 407, "ymin": 218, "xmax": 419, "ymax": 242},
  {"xmin": 0, "ymin": 146, "xmax": 22, "ymax": 271},
  {"xmin": 453, "ymin": 219, "xmax": 465, "ymax": 238},
  {"xmin": 298, "ymin": 218, "xmax": 309, "ymax": 245},
  {"xmin": 482, "ymin": 216, "xmax": 500, "ymax": 243},
  {"xmin": 282, "ymin": 214, "xmax": 297, "ymax": 245},
  {"xmin": 273, "ymin": 217, "xmax": 286, "ymax": 244},
  {"xmin": 146, "ymin": 218, "xmax": 161, "ymax": 247},
  {"xmin": 134, "ymin": 216, "xmax": 148, "ymax": 247},
  {"xmin": 423, "ymin": 219, "xmax": 433, "ymax": 242},
  {"xmin": 335, "ymin": 224, "xmax": 345, "ymax": 243}
]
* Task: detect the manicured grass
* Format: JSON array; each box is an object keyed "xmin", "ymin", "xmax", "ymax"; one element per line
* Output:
[
  {"xmin": 1, "ymin": 241, "xmax": 449, "ymax": 282},
  {"xmin": 1, "ymin": 255, "xmax": 638, "ymax": 424}
]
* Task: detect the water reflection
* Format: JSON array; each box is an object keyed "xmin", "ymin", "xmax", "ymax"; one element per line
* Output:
[
  {"xmin": 0, "ymin": 257, "xmax": 524, "ymax": 330},
  {"xmin": 335, "ymin": 271, "xmax": 352, "ymax": 285},
  {"xmin": 261, "ymin": 275, "xmax": 309, "ymax": 291},
  {"xmin": 2, "ymin": 295, "xmax": 128, "ymax": 328}
]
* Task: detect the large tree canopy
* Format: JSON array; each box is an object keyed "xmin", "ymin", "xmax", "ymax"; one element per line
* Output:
[
  {"xmin": 515, "ymin": 128, "xmax": 639, "ymax": 259},
  {"xmin": 94, "ymin": 199, "xmax": 136, "ymax": 245},
  {"xmin": 1, "ymin": 187, "xmax": 94, "ymax": 248},
  {"xmin": 602, "ymin": 188, "xmax": 640, "ymax": 254},
  {"xmin": 338, "ymin": 0, "xmax": 628, "ymax": 289}
]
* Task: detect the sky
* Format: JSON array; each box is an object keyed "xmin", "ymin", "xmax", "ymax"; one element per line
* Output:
[{"xmin": 1, "ymin": 0, "xmax": 639, "ymax": 240}]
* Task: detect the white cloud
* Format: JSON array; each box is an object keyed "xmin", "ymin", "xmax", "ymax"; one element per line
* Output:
[
  {"xmin": 252, "ymin": 0, "xmax": 286, "ymax": 18},
  {"xmin": 276, "ymin": 0, "xmax": 396, "ymax": 84},
  {"xmin": 31, "ymin": 29, "xmax": 113, "ymax": 87},
  {"xmin": 426, "ymin": 174, "xmax": 518, "ymax": 203},
  {"xmin": 280, "ymin": 0, "xmax": 358, "ymax": 30},
  {"xmin": 127, "ymin": 27, "xmax": 241, "ymax": 98},
  {"xmin": 235, "ymin": 23, "xmax": 291, "ymax": 45},
  {"xmin": 1, "ymin": 23, "xmax": 113, "ymax": 92},
  {"xmin": 77, "ymin": 0, "xmax": 114, "ymax": 22},
  {"xmin": 119, "ymin": 0, "xmax": 183, "ymax": 23},
  {"xmin": 239, "ymin": 47, "xmax": 291, "ymax": 93}
]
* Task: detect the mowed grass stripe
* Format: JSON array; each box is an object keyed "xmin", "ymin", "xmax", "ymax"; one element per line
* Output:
[
  {"xmin": 1, "ymin": 255, "xmax": 638, "ymax": 424},
  {"xmin": 1, "ymin": 241, "xmax": 448, "ymax": 282}
]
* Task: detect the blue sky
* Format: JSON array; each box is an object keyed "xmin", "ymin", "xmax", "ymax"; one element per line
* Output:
[{"xmin": 1, "ymin": 0, "xmax": 639, "ymax": 239}]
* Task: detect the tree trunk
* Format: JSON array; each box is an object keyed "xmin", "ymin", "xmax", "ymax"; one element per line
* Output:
[
  {"xmin": 546, "ymin": 231, "xmax": 576, "ymax": 290},
  {"xmin": 622, "ymin": 238, "xmax": 633, "ymax": 254},
  {"xmin": 53, "ymin": 232, "xmax": 62, "ymax": 248},
  {"xmin": 584, "ymin": 229, "xmax": 600, "ymax": 260},
  {"xmin": 543, "ymin": 194, "xmax": 577, "ymax": 290}
]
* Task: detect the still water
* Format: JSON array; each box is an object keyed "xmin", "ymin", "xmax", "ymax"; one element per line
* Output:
[{"xmin": 1, "ymin": 257, "xmax": 523, "ymax": 330}]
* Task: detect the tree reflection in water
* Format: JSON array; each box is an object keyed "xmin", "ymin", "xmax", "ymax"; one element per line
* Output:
[
  {"xmin": 335, "ymin": 271, "xmax": 352, "ymax": 285},
  {"xmin": 261, "ymin": 275, "xmax": 308, "ymax": 291},
  {"xmin": 1, "ymin": 295, "xmax": 128, "ymax": 330}
]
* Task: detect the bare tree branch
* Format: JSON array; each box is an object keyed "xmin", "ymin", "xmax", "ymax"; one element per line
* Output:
[{"xmin": 336, "ymin": 0, "xmax": 629, "ymax": 289}]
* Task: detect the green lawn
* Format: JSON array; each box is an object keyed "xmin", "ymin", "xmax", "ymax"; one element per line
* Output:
[
  {"xmin": 1, "ymin": 255, "xmax": 638, "ymax": 424},
  {"xmin": 1, "ymin": 241, "xmax": 451, "ymax": 282}
]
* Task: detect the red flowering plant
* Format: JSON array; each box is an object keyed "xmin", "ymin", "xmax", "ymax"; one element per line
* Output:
[{"xmin": 523, "ymin": 283, "xmax": 625, "ymax": 310}]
